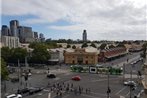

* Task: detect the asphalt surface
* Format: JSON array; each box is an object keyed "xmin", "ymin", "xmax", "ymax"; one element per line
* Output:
[{"xmin": 2, "ymin": 51, "xmax": 146, "ymax": 98}]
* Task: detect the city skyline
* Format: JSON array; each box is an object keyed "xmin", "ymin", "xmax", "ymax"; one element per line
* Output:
[{"xmin": 1, "ymin": 0, "xmax": 147, "ymax": 41}]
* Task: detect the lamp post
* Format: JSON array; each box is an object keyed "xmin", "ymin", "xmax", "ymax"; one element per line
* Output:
[
  {"xmin": 130, "ymin": 63, "xmax": 133, "ymax": 98},
  {"xmin": 123, "ymin": 63, "xmax": 125, "ymax": 82},
  {"xmin": 107, "ymin": 67, "xmax": 111, "ymax": 98}
]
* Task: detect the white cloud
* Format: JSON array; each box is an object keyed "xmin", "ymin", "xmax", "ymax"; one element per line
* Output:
[{"xmin": 2, "ymin": 0, "xmax": 147, "ymax": 40}]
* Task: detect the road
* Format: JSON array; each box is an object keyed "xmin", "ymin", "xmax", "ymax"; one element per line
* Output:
[{"xmin": 2, "ymin": 51, "xmax": 145, "ymax": 98}]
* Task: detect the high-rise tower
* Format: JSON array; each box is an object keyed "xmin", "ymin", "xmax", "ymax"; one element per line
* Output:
[
  {"xmin": 82, "ymin": 30, "xmax": 87, "ymax": 42},
  {"xmin": 10, "ymin": 20, "xmax": 19, "ymax": 36}
]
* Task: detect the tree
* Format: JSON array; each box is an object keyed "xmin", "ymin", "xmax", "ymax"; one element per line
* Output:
[
  {"xmin": 1, "ymin": 47, "xmax": 11, "ymax": 62},
  {"xmin": 109, "ymin": 45, "xmax": 115, "ymax": 49},
  {"xmin": 117, "ymin": 43, "xmax": 125, "ymax": 47},
  {"xmin": 10, "ymin": 48, "xmax": 28, "ymax": 63},
  {"xmin": 59, "ymin": 45, "xmax": 62, "ymax": 48},
  {"xmin": 141, "ymin": 42, "xmax": 147, "ymax": 58},
  {"xmin": 82, "ymin": 43, "xmax": 88, "ymax": 48},
  {"xmin": 67, "ymin": 44, "xmax": 71, "ymax": 48},
  {"xmin": 30, "ymin": 44, "xmax": 50, "ymax": 63},
  {"xmin": 99, "ymin": 43, "xmax": 107, "ymax": 50},
  {"xmin": 72, "ymin": 45, "xmax": 76, "ymax": 49},
  {"xmin": 1, "ymin": 58, "xmax": 9, "ymax": 80},
  {"xmin": 90, "ymin": 43, "xmax": 97, "ymax": 48}
]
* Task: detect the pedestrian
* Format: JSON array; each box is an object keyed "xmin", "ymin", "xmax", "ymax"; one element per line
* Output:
[{"xmin": 86, "ymin": 88, "xmax": 88, "ymax": 94}]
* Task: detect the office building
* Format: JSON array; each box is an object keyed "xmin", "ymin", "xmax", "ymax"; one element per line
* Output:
[
  {"xmin": 34, "ymin": 32, "xmax": 38, "ymax": 38},
  {"xmin": 10, "ymin": 20, "xmax": 19, "ymax": 36},
  {"xmin": 83, "ymin": 30, "xmax": 87, "ymax": 42},
  {"xmin": 39, "ymin": 33, "xmax": 45, "ymax": 42},
  {"xmin": 1, "ymin": 25, "xmax": 10, "ymax": 36},
  {"xmin": 1, "ymin": 36, "xmax": 20, "ymax": 48},
  {"xmin": 18, "ymin": 26, "xmax": 34, "ymax": 43}
]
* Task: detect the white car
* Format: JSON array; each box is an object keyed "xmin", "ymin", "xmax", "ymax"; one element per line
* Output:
[
  {"xmin": 6, "ymin": 94, "xmax": 22, "ymax": 98},
  {"xmin": 124, "ymin": 81, "xmax": 136, "ymax": 86}
]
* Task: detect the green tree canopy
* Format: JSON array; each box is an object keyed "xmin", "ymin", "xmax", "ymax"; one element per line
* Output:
[
  {"xmin": 109, "ymin": 45, "xmax": 115, "ymax": 49},
  {"xmin": 81, "ymin": 43, "xmax": 88, "ymax": 48},
  {"xmin": 72, "ymin": 45, "xmax": 76, "ymax": 49},
  {"xmin": 141, "ymin": 42, "xmax": 147, "ymax": 58},
  {"xmin": 90, "ymin": 43, "xmax": 97, "ymax": 48},
  {"xmin": 10, "ymin": 48, "xmax": 28, "ymax": 63},
  {"xmin": 1, "ymin": 47, "xmax": 11, "ymax": 62},
  {"xmin": 99, "ymin": 43, "xmax": 107, "ymax": 50},
  {"xmin": 1, "ymin": 58, "xmax": 9, "ymax": 80},
  {"xmin": 67, "ymin": 44, "xmax": 71, "ymax": 48},
  {"xmin": 30, "ymin": 45, "xmax": 50, "ymax": 63}
]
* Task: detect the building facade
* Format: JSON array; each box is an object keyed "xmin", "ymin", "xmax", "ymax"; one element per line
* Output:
[
  {"xmin": 83, "ymin": 30, "xmax": 87, "ymax": 42},
  {"xmin": 10, "ymin": 20, "xmax": 19, "ymax": 36},
  {"xmin": 1, "ymin": 25, "xmax": 10, "ymax": 36},
  {"xmin": 48, "ymin": 48, "xmax": 65, "ymax": 65},
  {"xmin": 98, "ymin": 47, "xmax": 127, "ymax": 62},
  {"xmin": 1, "ymin": 36, "xmax": 20, "ymax": 48},
  {"xmin": 39, "ymin": 33, "xmax": 45, "ymax": 42},
  {"xmin": 18, "ymin": 26, "xmax": 34, "ymax": 43},
  {"xmin": 64, "ymin": 48, "xmax": 98, "ymax": 65}
]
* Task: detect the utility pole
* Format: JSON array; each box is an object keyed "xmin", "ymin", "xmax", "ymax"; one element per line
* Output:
[
  {"xmin": 107, "ymin": 67, "xmax": 111, "ymax": 98},
  {"xmin": 130, "ymin": 63, "xmax": 133, "ymax": 98},
  {"xmin": 123, "ymin": 63, "xmax": 125, "ymax": 82}
]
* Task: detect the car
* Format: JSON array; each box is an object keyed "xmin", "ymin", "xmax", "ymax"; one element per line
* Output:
[
  {"xmin": 47, "ymin": 73, "xmax": 56, "ymax": 78},
  {"xmin": 5, "ymin": 94, "xmax": 22, "ymax": 98},
  {"xmin": 11, "ymin": 77, "xmax": 19, "ymax": 83},
  {"xmin": 17, "ymin": 88, "xmax": 30, "ymax": 94},
  {"xmin": 72, "ymin": 76, "xmax": 81, "ymax": 81},
  {"xmin": 28, "ymin": 87, "xmax": 43, "ymax": 95},
  {"xmin": 124, "ymin": 81, "xmax": 136, "ymax": 86}
]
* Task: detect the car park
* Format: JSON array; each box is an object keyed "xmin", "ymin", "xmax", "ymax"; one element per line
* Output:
[
  {"xmin": 72, "ymin": 76, "xmax": 81, "ymax": 81},
  {"xmin": 47, "ymin": 73, "xmax": 56, "ymax": 78},
  {"xmin": 5, "ymin": 94, "xmax": 22, "ymax": 98}
]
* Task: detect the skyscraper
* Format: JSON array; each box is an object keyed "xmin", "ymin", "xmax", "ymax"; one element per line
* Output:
[
  {"xmin": 39, "ymin": 33, "xmax": 45, "ymax": 42},
  {"xmin": 1, "ymin": 25, "xmax": 10, "ymax": 36},
  {"xmin": 18, "ymin": 26, "xmax": 34, "ymax": 43},
  {"xmin": 10, "ymin": 20, "xmax": 19, "ymax": 36},
  {"xmin": 83, "ymin": 30, "xmax": 87, "ymax": 42}
]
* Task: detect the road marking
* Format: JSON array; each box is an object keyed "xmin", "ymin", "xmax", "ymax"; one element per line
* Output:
[
  {"xmin": 48, "ymin": 93, "xmax": 51, "ymax": 98},
  {"xmin": 54, "ymin": 77, "xmax": 60, "ymax": 80},
  {"xmin": 115, "ymin": 86, "xmax": 127, "ymax": 95},
  {"xmin": 92, "ymin": 78, "xmax": 118, "ymax": 82},
  {"xmin": 91, "ymin": 92, "xmax": 107, "ymax": 96},
  {"xmin": 81, "ymin": 94, "xmax": 102, "ymax": 98},
  {"xmin": 126, "ymin": 91, "xmax": 130, "ymax": 96}
]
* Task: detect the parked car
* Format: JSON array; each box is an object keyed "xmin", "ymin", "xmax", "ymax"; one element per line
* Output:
[
  {"xmin": 124, "ymin": 80, "xmax": 136, "ymax": 86},
  {"xmin": 47, "ymin": 73, "xmax": 56, "ymax": 78},
  {"xmin": 29, "ymin": 87, "xmax": 43, "ymax": 95},
  {"xmin": 17, "ymin": 88, "xmax": 30, "ymax": 94},
  {"xmin": 5, "ymin": 94, "xmax": 22, "ymax": 98},
  {"xmin": 11, "ymin": 77, "xmax": 19, "ymax": 83},
  {"xmin": 72, "ymin": 76, "xmax": 81, "ymax": 81}
]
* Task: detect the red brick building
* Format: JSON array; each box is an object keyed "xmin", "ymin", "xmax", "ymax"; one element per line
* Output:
[{"xmin": 98, "ymin": 47, "xmax": 127, "ymax": 62}]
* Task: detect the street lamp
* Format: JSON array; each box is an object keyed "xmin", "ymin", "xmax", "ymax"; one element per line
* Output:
[
  {"xmin": 123, "ymin": 63, "xmax": 126, "ymax": 82},
  {"xmin": 130, "ymin": 63, "xmax": 133, "ymax": 98},
  {"xmin": 107, "ymin": 67, "xmax": 111, "ymax": 98}
]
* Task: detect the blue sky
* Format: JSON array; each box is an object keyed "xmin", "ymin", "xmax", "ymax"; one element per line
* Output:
[{"xmin": 1, "ymin": 0, "xmax": 147, "ymax": 41}]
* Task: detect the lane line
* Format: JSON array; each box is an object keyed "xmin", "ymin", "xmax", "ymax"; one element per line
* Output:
[
  {"xmin": 81, "ymin": 94, "xmax": 102, "ymax": 98},
  {"xmin": 115, "ymin": 86, "xmax": 127, "ymax": 95}
]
